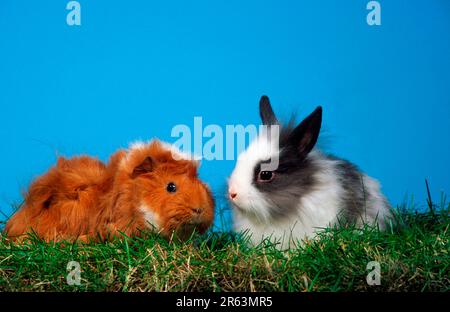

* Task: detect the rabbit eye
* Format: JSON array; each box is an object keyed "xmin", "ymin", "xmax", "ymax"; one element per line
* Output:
[
  {"xmin": 166, "ymin": 182, "xmax": 177, "ymax": 193},
  {"xmin": 258, "ymin": 171, "xmax": 274, "ymax": 182}
]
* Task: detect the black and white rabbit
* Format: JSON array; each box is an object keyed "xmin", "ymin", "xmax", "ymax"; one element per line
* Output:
[{"xmin": 228, "ymin": 96, "xmax": 391, "ymax": 248}]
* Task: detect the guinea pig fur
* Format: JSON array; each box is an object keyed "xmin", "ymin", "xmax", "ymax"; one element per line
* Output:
[{"xmin": 4, "ymin": 140, "xmax": 215, "ymax": 242}]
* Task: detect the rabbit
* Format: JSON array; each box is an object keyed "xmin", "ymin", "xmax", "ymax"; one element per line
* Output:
[
  {"xmin": 4, "ymin": 140, "xmax": 215, "ymax": 242},
  {"xmin": 227, "ymin": 96, "xmax": 392, "ymax": 249}
]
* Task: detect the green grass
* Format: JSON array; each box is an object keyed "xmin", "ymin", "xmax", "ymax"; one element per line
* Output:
[{"xmin": 0, "ymin": 203, "xmax": 449, "ymax": 292}]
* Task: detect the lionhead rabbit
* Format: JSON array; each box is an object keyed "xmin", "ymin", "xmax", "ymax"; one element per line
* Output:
[{"xmin": 228, "ymin": 96, "xmax": 391, "ymax": 249}]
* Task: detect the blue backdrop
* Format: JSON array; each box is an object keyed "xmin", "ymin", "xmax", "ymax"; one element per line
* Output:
[{"xmin": 1, "ymin": 1, "xmax": 449, "ymax": 227}]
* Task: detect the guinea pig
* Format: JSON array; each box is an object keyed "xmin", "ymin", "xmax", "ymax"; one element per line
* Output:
[
  {"xmin": 227, "ymin": 96, "xmax": 392, "ymax": 249},
  {"xmin": 4, "ymin": 140, "xmax": 215, "ymax": 242}
]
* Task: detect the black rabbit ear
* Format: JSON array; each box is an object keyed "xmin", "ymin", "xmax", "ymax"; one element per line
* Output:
[
  {"xmin": 289, "ymin": 106, "xmax": 322, "ymax": 158},
  {"xmin": 259, "ymin": 95, "xmax": 278, "ymax": 125}
]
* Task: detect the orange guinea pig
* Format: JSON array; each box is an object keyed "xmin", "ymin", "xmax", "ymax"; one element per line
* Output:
[{"xmin": 4, "ymin": 140, "xmax": 215, "ymax": 242}]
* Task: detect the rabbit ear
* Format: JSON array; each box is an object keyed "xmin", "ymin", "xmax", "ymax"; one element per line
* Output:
[
  {"xmin": 289, "ymin": 106, "xmax": 322, "ymax": 158},
  {"xmin": 131, "ymin": 156, "xmax": 154, "ymax": 178},
  {"xmin": 259, "ymin": 95, "xmax": 278, "ymax": 125}
]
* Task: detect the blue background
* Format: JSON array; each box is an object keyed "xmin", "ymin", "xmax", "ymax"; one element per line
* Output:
[{"xmin": 1, "ymin": 1, "xmax": 449, "ymax": 227}]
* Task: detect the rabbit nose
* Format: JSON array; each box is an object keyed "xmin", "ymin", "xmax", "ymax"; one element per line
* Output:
[
  {"xmin": 228, "ymin": 187, "xmax": 237, "ymax": 200},
  {"xmin": 192, "ymin": 208, "xmax": 203, "ymax": 214}
]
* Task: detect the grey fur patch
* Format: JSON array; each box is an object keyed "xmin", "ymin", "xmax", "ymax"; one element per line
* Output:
[
  {"xmin": 331, "ymin": 156, "xmax": 368, "ymax": 224},
  {"xmin": 253, "ymin": 143, "xmax": 319, "ymax": 219},
  {"xmin": 330, "ymin": 155, "xmax": 391, "ymax": 226},
  {"xmin": 253, "ymin": 150, "xmax": 375, "ymax": 223}
]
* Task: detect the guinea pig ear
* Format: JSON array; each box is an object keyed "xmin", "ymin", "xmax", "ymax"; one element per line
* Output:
[
  {"xmin": 131, "ymin": 156, "xmax": 154, "ymax": 178},
  {"xmin": 289, "ymin": 106, "xmax": 322, "ymax": 158},
  {"xmin": 259, "ymin": 95, "xmax": 279, "ymax": 125}
]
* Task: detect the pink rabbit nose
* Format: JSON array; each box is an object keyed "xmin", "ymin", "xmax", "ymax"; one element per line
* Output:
[{"xmin": 228, "ymin": 187, "xmax": 237, "ymax": 200}]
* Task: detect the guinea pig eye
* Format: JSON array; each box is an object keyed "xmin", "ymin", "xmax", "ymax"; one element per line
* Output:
[
  {"xmin": 166, "ymin": 182, "xmax": 177, "ymax": 193},
  {"xmin": 258, "ymin": 170, "xmax": 274, "ymax": 182}
]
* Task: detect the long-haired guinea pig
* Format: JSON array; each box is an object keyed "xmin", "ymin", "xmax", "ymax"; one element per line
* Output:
[
  {"xmin": 228, "ymin": 96, "xmax": 392, "ymax": 249},
  {"xmin": 4, "ymin": 140, "xmax": 215, "ymax": 242}
]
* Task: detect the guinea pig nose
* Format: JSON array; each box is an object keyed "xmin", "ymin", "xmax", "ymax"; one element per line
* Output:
[
  {"xmin": 229, "ymin": 191, "xmax": 237, "ymax": 200},
  {"xmin": 192, "ymin": 208, "xmax": 203, "ymax": 214}
]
